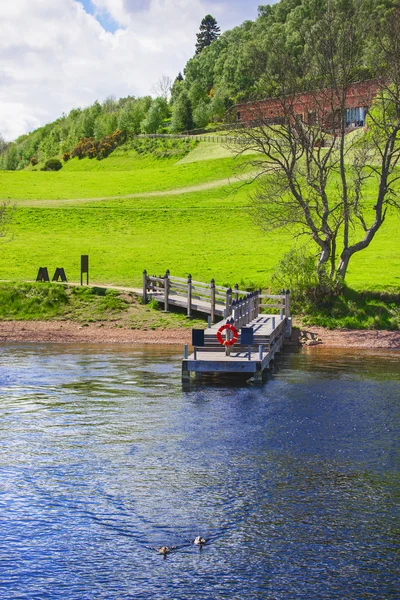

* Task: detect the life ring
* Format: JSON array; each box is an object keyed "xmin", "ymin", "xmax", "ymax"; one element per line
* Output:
[{"xmin": 216, "ymin": 323, "xmax": 239, "ymax": 347}]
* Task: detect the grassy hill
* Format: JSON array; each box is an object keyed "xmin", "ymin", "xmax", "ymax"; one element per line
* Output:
[{"xmin": 0, "ymin": 141, "xmax": 399, "ymax": 295}]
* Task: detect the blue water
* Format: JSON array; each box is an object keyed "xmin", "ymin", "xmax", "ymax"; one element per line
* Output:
[{"xmin": 0, "ymin": 344, "xmax": 399, "ymax": 599}]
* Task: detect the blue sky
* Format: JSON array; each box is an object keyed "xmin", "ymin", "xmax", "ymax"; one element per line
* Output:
[
  {"xmin": 76, "ymin": 0, "xmax": 263, "ymax": 33},
  {"xmin": 0, "ymin": 0, "xmax": 268, "ymax": 140},
  {"xmin": 76, "ymin": 0, "xmax": 121, "ymax": 33}
]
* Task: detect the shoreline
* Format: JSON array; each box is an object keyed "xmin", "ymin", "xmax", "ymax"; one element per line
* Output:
[{"xmin": 0, "ymin": 320, "xmax": 399, "ymax": 349}]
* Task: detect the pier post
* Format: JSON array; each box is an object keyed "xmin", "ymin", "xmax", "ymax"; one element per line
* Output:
[
  {"xmin": 234, "ymin": 283, "xmax": 239, "ymax": 302},
  {"xmin": 184, "ymin": 344, "xmax": 189, "ymax": 359},
  {"xmin": 182, "ymin": 362, "xmax": 191, "ymax": 383},
  {"xmin": 285, "ymin": 289, "xmax": 292, "ymax": 338},
  {"xmin": 142, "ymin": 269, "xmax": 148, "ymax": 304},
  {"xmin": 164, "ymin": 271, "xmax": 169, "ymax": 312},
  {"xmin": 210, "ymin": 279, "xmax": 216, "ymax": 324},
  {"xmin": 259, "ymin": 345, "xmax": 263, "ymax": 361},
  {"xmin": 187, "ymin": 274, "xmax": 192, "ymax": 318},
  {"xmin": 225, "ymin": 288, "xmax": 232, "ymax": 318},
  {"xmin": 258, "ymin": 289, "xmax": 262, "ymax": 317},
  {"xmin": 285, "ymin": 289, "xmax": 291, "ymax": 319}
]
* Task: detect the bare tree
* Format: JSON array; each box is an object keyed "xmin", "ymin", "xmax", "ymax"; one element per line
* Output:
[
  {"xmin": 228, "ymin": 1, "xmax": 400, "ymax": 285},
  {"xmin": 151, "ymin": 75, "xmax": 173, "ymax": 101}
]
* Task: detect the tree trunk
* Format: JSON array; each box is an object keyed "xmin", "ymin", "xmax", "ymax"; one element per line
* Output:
[{"xmin": 336, "ymin": 249, "xmax": 351, "ymax": 281}]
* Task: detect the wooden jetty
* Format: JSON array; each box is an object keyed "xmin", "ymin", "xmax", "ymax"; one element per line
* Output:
[{"xmin": 143, "ymin": 270, "xmax": 292, "ymax": 384}]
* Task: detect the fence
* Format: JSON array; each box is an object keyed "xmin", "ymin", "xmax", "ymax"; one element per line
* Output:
[{"xmin": 142, "ymin": 270, "xmax": 290, "ymax": 324}]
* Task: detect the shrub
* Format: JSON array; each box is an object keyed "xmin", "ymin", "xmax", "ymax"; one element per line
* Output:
[
  {"xmin": 70, "ymin": 130, "xmax": 126, "ymax": 161},
  {"xmin": 42, "ymin": 158, "xmax": 62, "ymax": 171},
  {"xmin": 30, "ymin": 156, "xmax": 38, "ymax": 166},
  {"xmin": 62, "ymin": 152, "xmax": 71, "ymax": 162}
]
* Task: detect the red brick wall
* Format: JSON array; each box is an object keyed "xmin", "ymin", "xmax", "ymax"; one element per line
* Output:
[{"xmin": 233, "ymin": 80, "xmax": 380, "ymax": 124}]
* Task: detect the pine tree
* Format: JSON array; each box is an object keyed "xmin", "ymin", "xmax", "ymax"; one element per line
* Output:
[{"xmin": 195, "ymin": 15, "xmax": 220, "ymax": 55}]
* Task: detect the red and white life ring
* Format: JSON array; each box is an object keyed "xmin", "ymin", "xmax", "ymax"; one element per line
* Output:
[{"xmin": 216, "ymin": 323, "xmax": 239, "ymax": 347}]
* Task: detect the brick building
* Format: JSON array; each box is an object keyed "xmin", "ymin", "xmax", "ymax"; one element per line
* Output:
[{"xmin": 233, "ymin": 80, "xmax": 380, "ymax": 129}]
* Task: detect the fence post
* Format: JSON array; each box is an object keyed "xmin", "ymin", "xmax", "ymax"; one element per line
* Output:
[
  {"xmin": 234, "ymin": 283, "xmax": 239, "ymax": 302},
  {"xmin": 258, "ymin": 289, "xmax": 262, "ymax": 317},
  {"xmin": 164, "ymin": 271, "xmax": 169, "ymax": 312},
  {"xmin": 225, "ymin": 288, "xmax": 232, "ymax": 317},
  {"xmin": 285, "ymin": 289, "xmax": 291, "ymax": 319},
  {"xmin": 187, "ymin": 274, "xmax": 192, "ymax": 318},
  {"xmin": 210, "ymin": 279, "xmax": 216, "ymax": 324},
  {"xmin": 285, "ymin": 289, "xmax": 292, "ymax": 338},
  {"xmin": 142, "ymin": 269, "xmax": 148, "ymax": 304}
]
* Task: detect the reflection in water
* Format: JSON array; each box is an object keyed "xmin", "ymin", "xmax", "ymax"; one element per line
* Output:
[{"xmin": 0, "ymin": 344, "xmax": 399, "ymax": 599}]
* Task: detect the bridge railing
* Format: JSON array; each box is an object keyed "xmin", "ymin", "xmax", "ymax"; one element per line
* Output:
[{"xmin": 142, "ymin": 270, "xmax": 290, "ymax": 328}]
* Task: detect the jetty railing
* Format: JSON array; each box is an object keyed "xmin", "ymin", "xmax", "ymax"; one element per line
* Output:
[{"xmin": 142, "ymin": 270, "xmax": 290, "ymax": 325}]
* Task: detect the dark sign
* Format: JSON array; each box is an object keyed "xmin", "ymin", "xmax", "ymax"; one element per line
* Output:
[
  {"xmin": 192, "ymin": 329, "xmax": 205, "ymax": 347},
  {"xmin": 36, "ymin": 267, "xmax": 50, "ymax": 282},
  {"xmin": 241, "ymin": 327, "xmax": 254, "ymax": 345},
  {"xmin": 81, "ymin": 255, "xmax": 89, "ymax": 285},
  {"xmin": 52, "ymin": 268, "xmax": 67, "ymax": 282}
]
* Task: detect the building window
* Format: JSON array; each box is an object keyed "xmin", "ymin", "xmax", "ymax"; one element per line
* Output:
[{"xmin": 345, "ymin": 106, "xmax": 367, "ymax": 128}]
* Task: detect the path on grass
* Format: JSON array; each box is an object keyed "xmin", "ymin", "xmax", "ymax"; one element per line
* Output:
[{"xmin": 11, "ymin": 171, "xmax": 258, "ymax": 207}]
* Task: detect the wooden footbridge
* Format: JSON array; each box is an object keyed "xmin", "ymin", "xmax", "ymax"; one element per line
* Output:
[{"xmin": 143, "ymin": 271, "xmax": 292, "ymax": 384}]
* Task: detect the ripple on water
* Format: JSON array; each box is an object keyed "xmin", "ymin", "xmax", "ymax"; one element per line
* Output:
[{"xmin": 0, "ymin": 345, "xmax": 398, "ymax": 599}]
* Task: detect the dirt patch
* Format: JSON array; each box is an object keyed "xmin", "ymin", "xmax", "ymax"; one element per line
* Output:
[
  {"xmin": 0, "ymin": 321, "xmax": 192, "ymax": 345},
  {"xmin": 1, "ymin": 320, "xmax": 399, "ymax": 348},
  {"xmin": 292, "ymin": 326, "xmax": 400, "ymax": 349}
]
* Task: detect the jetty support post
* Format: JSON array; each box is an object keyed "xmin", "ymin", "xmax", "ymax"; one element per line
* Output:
[
  {"xmin": 234, "ymin": 283, "xmax": 239, "ymax": 302},
  {"xmin": 164, "ymin": 271, "xmax": 170, "ymax": 312},
  {"xmin": 187, "ymin": 274, "xmax": 192, "ymax": 318},
  {"xmin": 253, "ymin": 362, "xmax": 263, "ymax": 385},
  {"xmin": 142, "ymin": 270, "xmax": 148, "ymax": 304},
  {"xmin": 210, "ymin": 279, "xmax": 216, "ymax": 324},
  {"xmin": 182, "ymin": 361, "xmax": 190, "ymax": 383}
]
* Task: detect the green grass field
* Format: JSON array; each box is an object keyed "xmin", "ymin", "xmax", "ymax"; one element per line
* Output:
[
  {"xmin": 0, "ymin": 142, "xmax": 399, "ymax": 296},
  {"xmin": 0, "ymin": 152, "xmax": 251, "ymax": 200}
]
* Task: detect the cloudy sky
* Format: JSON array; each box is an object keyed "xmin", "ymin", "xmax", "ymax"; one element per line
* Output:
[{"xmin": 0, "ymin": 0, "xmax": 264, "ymax": 141}]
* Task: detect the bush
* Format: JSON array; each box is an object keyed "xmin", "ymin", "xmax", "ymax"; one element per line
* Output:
[
  {"xmin": 70, "ymin": 130, "xmax": 126, "ymax": 161},
  {"xmin": 42, "ymin": 158, "xmax": 62, "ymax": 171}
]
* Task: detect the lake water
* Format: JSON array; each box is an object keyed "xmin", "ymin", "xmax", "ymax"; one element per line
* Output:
[{"xmin": 0, "ymin": 344, "xmax": 399, "ymax": 599}]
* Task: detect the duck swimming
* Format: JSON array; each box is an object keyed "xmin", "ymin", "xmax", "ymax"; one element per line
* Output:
[
  {"xmin": 156, "ymin": 546, "xmax": 173, "ymax": 556},
  {"xmin": 193, "ymin": 536, "xmax": 206, "ymax": 546}
]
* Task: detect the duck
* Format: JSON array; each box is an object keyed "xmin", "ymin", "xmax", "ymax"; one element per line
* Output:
[
  {"xmin": 193, "ymin": 536, "xmax": 206, "ymax": 546},
  {"xmin": 156, "ymin": 546, "xmax": 172, "ymax": 556}
]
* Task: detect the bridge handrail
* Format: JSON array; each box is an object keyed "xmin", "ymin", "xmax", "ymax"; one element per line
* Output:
[{"xmin": 142, "ymin": 270, "xmax": 290, "ymax": 325}]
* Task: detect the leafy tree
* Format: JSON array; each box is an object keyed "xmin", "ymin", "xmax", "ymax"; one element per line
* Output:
[
  {"xmin": 2, "ymin": 144, "xmax": 19, "ymax": 170},
  {"xmin": 195, "ymin": 14, "xmax": 220, "ymax": 55},
  {"xmin": 193, "ymin": 101, "xmax": 211, "ymax": 128},
  {"xmin": 171, "ymin": 91, "xmax": 193, "ymax": 132},
  {"xmin": 141, "ymin": 97, "xmax": 169, "ymax": 133},
  {"xmin": 117, "ymin": 96, "xmax": 152, "ymax": 134},
  {"xmin": 0, "ymin": 134, "xmax": 7, "ymax": 153}
]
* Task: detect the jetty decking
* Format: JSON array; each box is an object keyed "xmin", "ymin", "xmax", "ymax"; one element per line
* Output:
[{"xmin": 143, "ymin": 271, "xmax": 291, "ymax": 383}]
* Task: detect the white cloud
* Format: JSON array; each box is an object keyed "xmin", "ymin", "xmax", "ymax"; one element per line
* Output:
[{"xmin": 0, "ymin": 0, "xmax": 261, "ymax": 141}]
